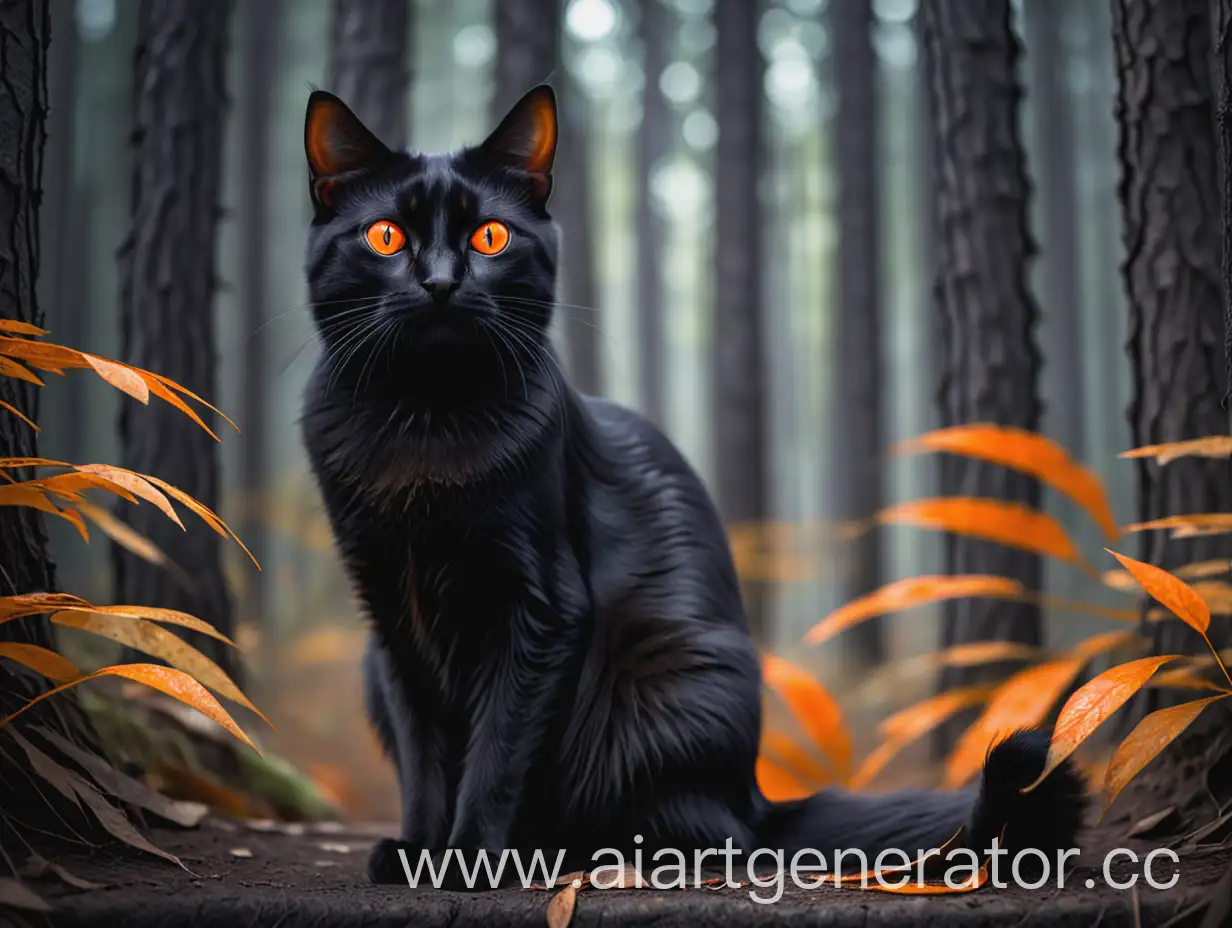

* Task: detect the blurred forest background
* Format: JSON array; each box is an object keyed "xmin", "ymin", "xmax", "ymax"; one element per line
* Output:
[{"xmin": 29, "ymin": 0, "xmax": 1158, "ymax": 820}]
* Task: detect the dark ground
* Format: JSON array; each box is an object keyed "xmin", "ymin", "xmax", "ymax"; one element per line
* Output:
[{"xmin": 18, "ymin": 817, "xmax": 1232, "ymax": 928}]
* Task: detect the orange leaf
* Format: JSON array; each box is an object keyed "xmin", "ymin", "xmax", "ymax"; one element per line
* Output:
[
  {"xmin": 875, "ymin": 498, "xmax": 1082, "ymax": 566},
  {"xmin": 806, "ymin": 575, "xmax": 1025, "ymax": 645},
  {"xmin": 755, "ymin": 755, "xmax": 812, "ymax": 801},
  {"xmin": 0, "ymin": 663, "xmax": 257, "ymax": 752},
  {"xmin": 0, "ymin": 320, "xmax": 47, "ymax": 336},
  {"xmin": 0, "ymin": 592, "xmax": 91, "ymax": 619},
  {"xmin": 848, "ymin": 738, "xmax": 905, "ymax": 790},
  {"xmin": 1107, "ymin": 550, "xmax": 1210, "ymax": 635},
  {"xmin": 58, "ymin": 506, "xmax": 89, "ymax": 543},
  {"xmin": 0, "ymin": 642, "xmax": 79, "ymax": 682},
  {"xmin": 0, "ymin": 356, "xmax": 45, "ymax": 385},
  {"xmin": 141, "ymin": 376, "xmax": 219, "ymax": 441},
  {"xmin": 146, "ymin": 372, "xmax": 239, "ymax": 434},
  {"xmin": 0, "ymin": 400, "xmax": 38, "ymax": 431},
  {"xmin": 1022, "ymin": 655, "xmax": 1180, "ymax": 792},
  {"xmin": 74, "ymin": 464, "xmax": 183, "ymax": 528},
  {"xmin": 760, "ymin": 728, "xmax": 832, "ymax": 787},
  {"xmin": 1122, "ymin": 514, "xmax": 1232, "ymax": 536},
  {"xmin": 145, "ymin": 475, "xmax": 259, "ymax": 569},
  {"xmin": 1119, "ymin": 436, "xmax": 1232, "ymax": 464},
  {"xmin": 50, "ymin": 607, "xmax": 235, "ymax": 647},
  {"xmin": 880, "ymin": 685, "xmax": 997, "ymax": 740},
  {"xmin": 893, "ymin": 424, "xmax": 1119, "ymax": 542},
  {"xmin": 1102, "ymin": 695, "xmax": 1231, "ymax": 811},
  {"xmin": 1148, "ymin": 667, "xmax": 1229, "ymax": 693},
  {"xmin": 1069, "ymin": 630, "xmax": 1141, "ymax": 662},
  {"xmin": 0, "ymin": 484, "xmax": 59, "ymax": 513},
  {"xmin": 73, "ymin": 500, "xmax": 170, "ymax": 568},
  {"xmin": 945, "ymin": 660, "xmax": 1084, "ymax": 788},
  {"xmin": 82, "ymin": 354, "xmax": 150, "ymax": 404},
  {"xmin": 35, "ymin": 471, "xmax": 139, "ymax": 503},
  {"xmin": 761, "ymin": 654, "xmax": 851, "ymax": 780}
]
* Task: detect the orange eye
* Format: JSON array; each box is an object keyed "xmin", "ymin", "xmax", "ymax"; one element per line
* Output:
[
  {"xmin": 470, "ymin": 220, "xmax": 510, "ymax": 256},
  {"xmin": 365, "ymin": 220, "xmax": 406, "ymax": 256}
]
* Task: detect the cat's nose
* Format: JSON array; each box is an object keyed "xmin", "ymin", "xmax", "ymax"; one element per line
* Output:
[{"xmin": 424, "ymin": 275, "xmax": 459, "ymax": 304}]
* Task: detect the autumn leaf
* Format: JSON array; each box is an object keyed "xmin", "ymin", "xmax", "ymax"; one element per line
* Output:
[
  {"xmin": 805, "ymin": 575, "xmax": 1025, "ymax": 645},
  {"xmin": 1122, "ymin": 514, "xmax": 1232, "ymax": 537},
  {"xmin": 0, "ymin": 320, "xmax": 47, "ymax": 336},
  {"xmin": 1107, "ymin": 550, "xmax": 1210, "ymax": 635},
  {"xmin": 1148, "ymin": 666, "xmax": 1230, "ymax": 693},
  {"xmin": 892, "ymin": 424, "xmax": 1119, "ymax": 542},
  {"xmin": 761, "ymin": 654, "xmax": 851, "ymax": 780},
  {"xmin": 145, "ymin": 475, "xmax": 259, "ymax": 569},
  {"xmin": 83, "ymin": 354, "xmax": 150, "ymax": 404},
  {"xmin": 857, "ymin": 642, "xmax": 1039, "ymax": 702},
  {"xmin": 546, "ymin": 882, "xmax": 578, "ymax": 928},
  {"xmin": 1022, "ymin": 655, "xmax": 1180, "ymax": 792},
  {"xmin": 50, "ymin": 606, "xmax": 235, "ymax": 647},
  {"xmin": 74, "ymin": 464, "xmax": 183, "ymax": 527},
  {"xmin": 1069, "ymin": 630, "xmax": 1141, "ymax": 662},
  {"xmin": 1102, "ymin": 695, "xmax": 1232, "ymax": 812},
  {"xmin": 760, "ymin": 728, "xmax": 832, "ymax": 787},
  {"xmin": 0, "ymin": 356, "xmax": 44, "ymax": 385},
  {"xmin": 0, "ymin": 399, "xmax": 38, "ymax": 431},
  {"xmin": 74, "ymin": 499, "xmax": 172, "ymax": 568},
  {"xmin": 756, "ymin": 755, "xmax": 812, "ymax": 801},
  {"xmin": 49, "ymin": 610, "xmax": 269, "ymax": 725},
  {"xmin": 0, "ymin": 642, "xmax": 79, "ymax": 681},
  {"xmin": 0, "ymin": 592, "xmax": 91, "ymax": 619},
  {"xmin": 875, "ymin": 498, "xmax": 1083, "ymax": 566},
  {"xmin": 945, "ymin": 660, "xmax": 1085, "ymax": 788},
  {"xmin": 1119, "ymin": 436, "xmax": 1232, "ymax": 465},
  {"xmin": 0, "ymin": 663, "xmax": 258, "ymax": 753}
]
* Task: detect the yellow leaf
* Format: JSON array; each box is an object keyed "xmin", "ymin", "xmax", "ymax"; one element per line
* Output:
[
  {"xmin": 1119, "ymin": 436, "xmax": 1232, "ymax": 464},
  {"xmin": 1122, "ymin": 514, "xmax": 1232, "ymax": 536},
  {"xmin": 1022, "ymin": 655, "xmax": 1180, "ymax": 792},
  {"xmin": 0, "ymin": 663, "xmax": 257, "ymax": 753},
  {"xmin": 875, "ymin": 498, "xmax": 1083, "ymax": 566},
  {"xmin": 755, "ymin": 755, "xmax": 812, "ymax": 801},
  {"xmin": 73, "ymin": 499, "xmax": 169, "ymax": 567},
  {"xmin": 0, "ymin": 642, "xmax": 79, "ymax": 681},
  {"xmin": 1102, "ymin": 695, "xmax": 1232, "ymax": 811},
  {"xmin": 82, "ymin": 354, "xmax": 150, "ymax": 404},
  {"xmin": 805, "ymin": 575, "xmax": 1025, "ymax": 645},
  {"xmin": 50, "ymin": 606, "xmax": 235, "ymax": 647},
  {"xmin": 945, "ymin": 660, "xmax": 1085, "ymax": 788},
  {"xmin": 893, "ymin": 424, "xmax": 1119, "ymax": 542},
  {"xmin": 0, "ymin": 356, "xmax": 44, "ymax": 385},
  {"xmin": 0, "ymin": 320, "xmax": 47, "ymax": 335},
  {"xmin": 761, "ymin": 654, "xmax": 851, "ymax": 780},
  {"xmin": 0, "ymin": 400, "xmax": 38, "ymax": 431},
  {"xmin": 1107, "ymin": 550, "xmax": 1210, "ymax": 636},
  {"xmin": 74, "ymin": 464, "xmax": 183, "ymax": 528},
  {"xmin": 50, "ymin": 611, "xmax": 269, "ymax": 726}
]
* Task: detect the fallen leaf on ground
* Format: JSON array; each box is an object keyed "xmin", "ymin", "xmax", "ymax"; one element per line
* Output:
[
  {"xmin": 546, "ymin": 883, "xmax": 578, "ymax": 927},
  {"xmin": 0, "ymin": 878, "xmax": 50, "ymax": 912},
  {"xmin": 21, "ymin": 852, "xmax": 103, "ymax": 891},
  {"xmin": 230, "ymin": 848, "xmax": 253, "ymax": 858}
]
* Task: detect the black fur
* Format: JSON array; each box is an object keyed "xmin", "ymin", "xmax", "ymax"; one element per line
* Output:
[{"xmin": 297, "ymin": 85, "xmax": 1088, "ymax": 889}]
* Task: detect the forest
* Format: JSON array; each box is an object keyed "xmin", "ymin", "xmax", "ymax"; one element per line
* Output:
[{"xmin": 3, "ymin": 0, "xmax": 1232, "ymax": 925}]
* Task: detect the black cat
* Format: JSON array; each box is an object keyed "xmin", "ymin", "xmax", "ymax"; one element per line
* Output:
[{"xmin": 298, "ymin": 85, "xmax": 1087, "ymax": 889}]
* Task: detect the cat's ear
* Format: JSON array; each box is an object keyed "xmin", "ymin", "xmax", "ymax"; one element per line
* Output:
[
  {"xmin": 480, "ymin": 85, "xmax": 557, "ymax": 200},
  {"xmin": 304, "ymin": 90, "xmax": 390, "ymax": 210}
]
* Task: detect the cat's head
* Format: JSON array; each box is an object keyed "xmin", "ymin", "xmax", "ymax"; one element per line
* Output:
[{"xmin": 302, "ymin": 85, "xmax": 560, "ymax": 398}]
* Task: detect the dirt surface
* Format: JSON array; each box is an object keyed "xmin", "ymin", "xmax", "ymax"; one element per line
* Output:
[{"xmin": 17, "ymin": 817, "xmax": 1230, "ymax": 928}]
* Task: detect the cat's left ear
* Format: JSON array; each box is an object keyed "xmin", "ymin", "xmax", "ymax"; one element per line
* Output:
[
  {"xmin": 480, "ymin": 85, "xmax": 557, "ymax": 201},
  {"xmin": 304, "ymin": 90, "xmax": 391, "ymax": 211}
]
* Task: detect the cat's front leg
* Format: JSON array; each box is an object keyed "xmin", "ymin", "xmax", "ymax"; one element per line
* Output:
[
  {"xmin": 364, "ymin": 641, "xmax": 451, "ymax": 884},
  {"xmin": 444, "ymin": 604, "xmax": 575, "ymax": 885}
]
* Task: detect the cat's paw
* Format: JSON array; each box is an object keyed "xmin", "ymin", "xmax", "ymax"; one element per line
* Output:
[{"xmin": 367, "ymin": 837, "xmax": 423, "ymax": 884}]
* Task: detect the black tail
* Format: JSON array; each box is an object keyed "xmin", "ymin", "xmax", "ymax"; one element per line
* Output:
[{"xmin": 756, "ymin": 731, "xmax": 1088, "ymax": 870}]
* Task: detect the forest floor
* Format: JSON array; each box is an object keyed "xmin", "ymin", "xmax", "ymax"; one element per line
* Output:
[{"xmin": 30, "ymin": 817, "xmax": 1232, "ymax": 928}]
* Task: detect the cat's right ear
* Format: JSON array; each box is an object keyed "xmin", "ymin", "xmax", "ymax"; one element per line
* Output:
[{"xmin": 304, "ymin": 90, "xmax": 390, "ymax": 211}]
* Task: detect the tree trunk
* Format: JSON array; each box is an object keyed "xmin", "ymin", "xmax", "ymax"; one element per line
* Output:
[
  {"xmin": 714, "ymin": 0, "xmax": 770, "ymax": 643},
  {"xmin": 328, "ymin": 0, "xmax": 410, "ymax": 148},
  {"xmin": 0, "ymin": 0, "xmax": 103, "ymax": 847},
  {"xmin": 921, "ymin": 0, "xmax": 1044, "ymax": 730},
  {"xmin": 116, "ymin": 0, "xmax": 237, "ymax": 678},
  {"xmin": 635, "ymin": 0, "xmax": 671, "ymax": 422},
  {"xmin": 1112, "ymin": 0, "xmax": 1232, "ymax": 678},
  {"xmin": 1024, "ymin": 0, "xmax": 1085, "ymax": 462},
  {"xmin": 493, "ymin": 0, "xmax": 599, "ymax": 393},
  {"xmin": 830, "ymin": 0, "xmax": 884, "ymax": 666}
]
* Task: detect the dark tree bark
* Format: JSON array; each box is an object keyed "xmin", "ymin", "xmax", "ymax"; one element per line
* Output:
[
  {"xmin": 830, "ymin": 0, "xmax": 884, "ymax": 666},
  {"xmin": 921, "ymin": 0, "xmax": 1044, "ymax": 721},
  {"xmin": 115, "ymin": 0, "xmax": 237, "ymax": 677},
  {"xmin": 237, "ymin": 0, "xmax": 282, "ymax": 630},
  {"xmin": 1112, "ymin": 0, "xmax": 1232, "ymax": 674},
  {"xmin": 0, "ymin": 0, "xmax": 103, "ymax": 849},
  {"xmin": 494, "ymin": 0, "xmax": 600, "ymax": 394},
  {"xmin": 328, "ymin": 0, "xmax": 410, "ymax": 148},
  {"xmin": 1024, "ymin": 0, "xmax": 1086, "ymax": 461},
  {"xmin": 635, "ymin": 0, "xmax": 672, "ymax": 422},
  {"xmin": 714, "ymin": 0, "xmax": 770, "ymax": 642}
]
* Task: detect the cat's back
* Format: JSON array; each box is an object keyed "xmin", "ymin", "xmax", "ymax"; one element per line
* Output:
[{"xmin": 574, "ymin": 394, "xmax": 746, "ymax": 630}]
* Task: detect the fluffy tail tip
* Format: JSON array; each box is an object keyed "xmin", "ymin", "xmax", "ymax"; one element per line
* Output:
[{"xmin": 970, "ymin": 729, "xmax": 1088, "ymax": 856}]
